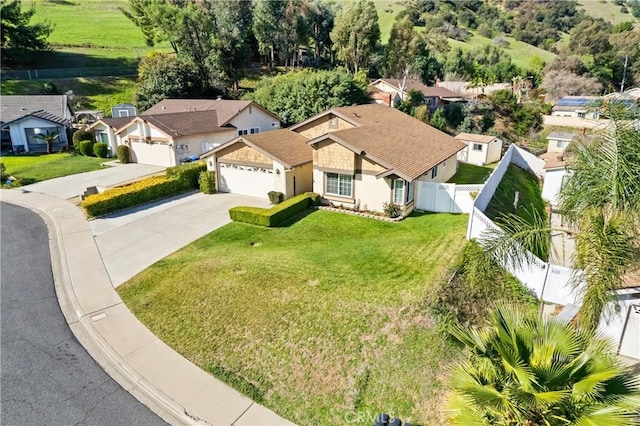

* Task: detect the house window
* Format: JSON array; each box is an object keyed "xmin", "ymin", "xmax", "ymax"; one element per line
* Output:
[
  {"xmin": 329, "ymin": 117, "xmax": 339, "ymax": 129},
  {"xmin": 250, "ymin": 127, "xmax": 260, "ymax": 134},
  {"xmin": 238, "ymin": 129, "xmax": 248, "ymax": 136},
  {"xmin": 472, "ymin": 143, "xmax": 483, "ymax": 151},
  {"xmin": 557, "ymin": 140, "xmax": 569, "ymax": 149},
  {"xmin": 118, "ymin": 110, "xmax": 130, "ymax": 117},
  {"xmin": 431, "ymin": 165, "xmax": 438, "ymax": 179},
  {"xmin": 407, "ymin": 180, "xmax": 414, "ymax": 203},
  {"xmin": 392, "ymin": 179, "xmax": 404, "ymax": 204},
  {"xmin": 326, "ymin": 172, "xmax": 352, "ymax": 197},
  {"xmin": 96, "ymin": 132, "xmax": 108, "ymax": 144},
  {"xmin": 24, "ymin": 127, "xmax": 57, "ymax": 145}
]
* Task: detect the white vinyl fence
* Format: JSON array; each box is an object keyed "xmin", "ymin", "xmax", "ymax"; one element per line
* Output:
[
  {"xmin": 466, "ymin": 144, "xmax": 640, "ymax": 359},
  {"xmin": 416, "ymin": 182, "xmax": 483, "ymax": 213}
]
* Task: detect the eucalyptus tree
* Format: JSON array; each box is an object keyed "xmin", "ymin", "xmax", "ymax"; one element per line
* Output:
[
  {"xmin": 330, "ymin": 0, "xmax": 380, "ymax": 74},
  {"xmin": 446, "ymin": 304, "xmax": 640, "ymax": 425}
]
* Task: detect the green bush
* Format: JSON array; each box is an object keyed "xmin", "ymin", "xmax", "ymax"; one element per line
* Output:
[
  {"xmin": 383, "ymin": 202, "xmax": 402, "ymax": 218},
  {"xmin": 93, "ymin": 142, "xmax": 109, "ymax": 158},
  {"xmin": 117, "ymin": 145, "xmax": 130, "ymax": 164},
  {"xmin": 72, "ymin": 128, "xmax": 93, "ymax": 148},
  {"xmin": 199, "ymin": 170, "xmax": 216, "ymax": 194},
  {"xmin": 78, "ymin": 140, "xmax": 95, "ymax": 156},
  {"xmin": 308, "ymin": 192, "xmax": 322, "ymax": 206},
  {"xmin": 82, "ymin": 175, "xmax": 190, "ymax": 218},
  {"xmin": 268, "ymin": 191, "xmax": 284, "ymax": 204},
  {"xmin": 166, "ymin": 161, "xmax": 207, "ymax": 189},
  {"xmin": 0, "ymin": 162, "xmax": 5, "ymax": 180},
  {"xmin": 229, "ymin": 192, "xmax": 319, "ymax": 227}
]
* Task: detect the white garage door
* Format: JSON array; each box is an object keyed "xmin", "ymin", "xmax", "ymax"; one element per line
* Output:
[
  {"xmin": 619, "ymin": 305, "xmax": 640, "ymax": 359},
  {"xmin": 218, "ymin": 163, "xmax": 274, "ymax": 199},
  {"xmin": 130, "ymin": 141, "xmax": 174, "ymax": 167}
]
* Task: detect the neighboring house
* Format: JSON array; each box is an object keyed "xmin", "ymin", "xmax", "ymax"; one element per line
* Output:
[
  {"xmin": 75, "ymin": 110, "xmax": 104, "ymax": 125},
  {"xmin": 455, "ymin": 133, "xmax": 502, "ymax": 165},
  {"xmin": 111, "ymin": 103, "xmax": 138, "ymax": 118},
  {"xmin": 143, "ymin": 99, "xmax": 281, "ymax": 152},
  {"xmin": 551, "ymin": 96, "xmax": 601, "ymax": 119},
  {"xmin": 201, "ymin": 129, "xmax": 312, "ymax": 199},
  {"xmin": 1, "ymin": 95, "xmax": 73, "ymax": 152},
  {"xmin": 87, "ymin": 117, "xmax": 133, "ymax": 155},
  {"xmin": 291, "ymin": 104, "xmax": 466, "ymax": 214},
  {"xmin": 546, "ymin": 132, "xmax": 575, "ymax": 153},
  {"xmin": 368, "ymin": 78, "xmax": 462, "ymax": 110}
]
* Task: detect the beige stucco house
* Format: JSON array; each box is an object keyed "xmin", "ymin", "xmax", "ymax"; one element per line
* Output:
[
  {"xmin": 202, "ymin": 129, "xmax": 313, "ymax": 200},
  {"xmin": 455, "ymin": 132, "xmax": 502, "ymax": 165},
  {"xmin": 291, "ymin": 104, "xmax": 466, "ymax": 214},
  {"xmin": 368, "ymin": 78, "xmax": 462, "ymax": 111}
]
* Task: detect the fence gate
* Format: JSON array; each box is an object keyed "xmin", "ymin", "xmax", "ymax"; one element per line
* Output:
[{"xmin": 416, "ymin": 182, "xmax": 454, "ymax": 212}]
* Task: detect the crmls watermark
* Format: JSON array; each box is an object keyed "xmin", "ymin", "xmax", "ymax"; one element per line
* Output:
[{"xmin": 340, "ymin": 410, "xmax": 405, "ymax": 425}]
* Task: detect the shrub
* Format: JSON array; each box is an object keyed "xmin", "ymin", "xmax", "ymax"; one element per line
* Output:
[
  {"xmin": 81, "ymin": 175, "xmax": 190, "ymax": 218},
  {"xmin": 93, "ymin": 142, "xmax": 109, "ymax": 158},
  {"xmin": 0, "ymin": 162, "xmax": 5, "ymax": 180},
  {"xmin": 268, "ymin": 191, "xmax": 284, "ymax": 205},
  {"xmin": 166, "ymin": 161, "xmax": 207, "ymax": 189},
  {"xmin": 308, "ymin": 192, "xmax": 321, "ymax": 206},
  {"xmin": 229, "ymin": 192, "xmax": 319, "ymax": 227},
  {"xmin": 199, "ymin": 170, "xmax": 216, "ymax": 194},
  {"xmin": 72, "ymin": 128, "xmax": 93, "ymax": 148},
  {"xmin": 78, "ymin": 140, "xmax": 95, "ymax": 156},
  {"xmin": 383, "ymin": 202, "xmax": 402, "ymax": 218},
  {"xmin": 116, "ymin": 145, "xmax": 130, "ymax": 164}
]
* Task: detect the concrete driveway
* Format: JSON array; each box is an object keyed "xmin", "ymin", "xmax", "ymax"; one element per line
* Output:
[
  {"xmin": 19, "ymin": 162, "xmax": 165, "ymax": 200},
  {"xmin": 90, "ymin": 192, "xmax": 271, "ymax": 287}
]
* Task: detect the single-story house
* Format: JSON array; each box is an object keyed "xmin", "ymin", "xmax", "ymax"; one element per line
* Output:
[
  {"xmin": 546, "ymin": 132, "xmax": 576, "ymax": 153},
  {"xmin": 455, "ymin": 133, "xmax": 502, "ymax": 165},
  {"xmin": 291, "ymin": 104, "xmax": 467, "ymax": 214},
  {"xmin": 201, "ymin": 129, "xmax": 312, "ymax": 199},
  {"xmin": 551, "ymin": 96, "xmax": 601, "ymax": 119},
  {"xmin": 87, "ymin": 99, "xmax": 282, "ymax": 166},
  {"xmin": 368, "ymin": 78, "xmax": 462, "ymax": 110},
  {"xmin": 1, "ymin": 95, "xmax": 73, "ymax": 152}
]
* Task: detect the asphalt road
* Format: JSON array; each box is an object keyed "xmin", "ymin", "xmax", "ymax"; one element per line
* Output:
[{"xmin": 1, "ymin": 202, "xmax": 165, "ymax": 426}]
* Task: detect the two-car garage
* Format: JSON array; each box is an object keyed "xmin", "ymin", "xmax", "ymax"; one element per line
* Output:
[
  {"xmin": 217, "ymin": 163, "xmax": 276, "ymax": 199},
  {"xmin": 129, "ymin": 141, "xmax": 175, "ymax": 167}
]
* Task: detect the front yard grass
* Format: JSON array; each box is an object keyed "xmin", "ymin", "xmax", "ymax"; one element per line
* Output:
[
  {"xmin": 0, "ymin": 153, "xmax": 107, "ymax": 184},
  {"xmin": 118, "ymin": 210, "xmax": 469, "ymax": 425},
  {"xmin": 447, "ymin": 162, "xmax": 495, "ymax": 184}
]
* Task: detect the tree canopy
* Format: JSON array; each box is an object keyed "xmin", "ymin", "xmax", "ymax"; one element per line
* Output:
[
  {"xmin": 330, "ymin": 0, "xmax": 380, "ymax": 74},
  {"xmin": 1, "ymin": 0, "xmax": 53, "ymax": 63}
]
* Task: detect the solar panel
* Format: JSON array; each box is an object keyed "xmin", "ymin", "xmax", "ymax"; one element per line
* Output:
[{"xmin": 556, "ymin": 97, "xmax": 593, "ymax": 107}]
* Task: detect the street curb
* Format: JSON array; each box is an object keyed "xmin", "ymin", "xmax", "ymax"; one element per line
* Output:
[{"xmin": 2, "ymin": 194, "xmax": 199, "ymax": 425}]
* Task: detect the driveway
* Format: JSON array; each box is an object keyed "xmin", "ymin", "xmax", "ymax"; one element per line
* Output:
[
  {"xmin": 91, "ymin": 192, "xmax": 271, "ymax": 287},
  {"xmin": 19, "ymin": 162, "xmax": 165, "ymax": 200}
]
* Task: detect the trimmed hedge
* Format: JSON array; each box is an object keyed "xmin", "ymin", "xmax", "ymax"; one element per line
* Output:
[
  {"xmin": 72, "ymin": 128, "xmax": 93, "ymax": 148},
  {"xmin": 93, "ymin": 142, "xmax": 109, "ymax": 158},
  {"xmin": 166, "ymin": 161, "xmax": 207, "ymax": 189},
  {"xmin": 81, "ymin": 176, "xmax": 190, "ymax": 218},
  {"xmin": 117, "ymin": 145, "xmax": 130, "ymax": 164},
  {"xmin": 268, "ymin": 191, "xmax": 284, "ymax": 205},
  {"xmin": 78, "ymin": 140, "xmax": 95, "ymax": 156},
  {"xmin": 229, "ymin": 192, "xmax": 320, "ymax": 227},
  {"xmin": 199, "ymin": 170, "xmax": 216, "ymax": 194}
]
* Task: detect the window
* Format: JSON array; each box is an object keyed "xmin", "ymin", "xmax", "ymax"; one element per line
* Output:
[
  {"xmin": 24, "ymin": 127, "xmax": 57, "ymax": 145},
  {"xmin": 326, "ymin": 173, "xmax": 352, "ymax": 197},
  {"xmin": 329, "ymin": 117, "xmax": 339, "ymax": 129},
  {"xmin": 392, "ymin": 179, "xmax": 404, "ymax": 204},
  {"xmin": 118, "ymin": 109, "xmax": 130, "ymax": 117},
  {"xmin": 96, "ymin": 132, "xmax": 108, "ymax": 144},
  {"xmin": 406, "ymin": 180, "xmax": 414, "ymax": 203},
  {"xmin": 472, "ymin": 143, "xmax": 483, "ymax": 151},
  {"xmin": 250, "ymin": 127, "xmax": 260, "ymax": 134},
  {"xmin": 238, "ymin": 129, "xmax": 248, "ymax": 136},
  {"xmin": 557, "ymin": 140, "xmax": 569, "ymax": 149},
  {"xmin": 431, "ymin": 165, "xmax": 438, "ymax": 179}
]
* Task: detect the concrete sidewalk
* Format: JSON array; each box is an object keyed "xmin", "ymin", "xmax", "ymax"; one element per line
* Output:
[{"xmin": 1, "ymin": 188, "xmax": 293, "ymax": 426}]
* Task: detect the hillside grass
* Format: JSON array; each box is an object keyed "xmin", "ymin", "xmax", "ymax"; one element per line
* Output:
[
  {"xmin": 1, "ymin": 77, "xmax": 137, "ymax": 115},
  {"xmin": 578, "ymin": 0, "xmax": 639, "ymax": 25},
  {"xmin": 374, "ymin": 0, "xmax": 405, "ymax": 43},
  {"xmin": 119, "ymin": 210, "xmax": 469, "ymax": 425},
  {"xmin": 485, "ymin": 164, "xmax": 546, "ymax": 225}
]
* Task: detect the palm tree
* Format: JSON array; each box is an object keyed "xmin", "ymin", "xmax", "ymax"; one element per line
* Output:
[
  {"xmin": 33, "ymin": 130, "xmax": 60, "ymax": 154},
  {"xmin": 446, "ymin": 304, "xmax": 640, "ymax": 425},
  {"xmin": 479, "ymin": 108, "xmax": 640, "ymax": 332}
]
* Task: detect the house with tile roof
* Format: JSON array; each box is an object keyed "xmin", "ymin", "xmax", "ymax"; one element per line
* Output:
[
  {"xmin": 86, "ymin": 99, "xmax": 282, "ymax": 167},
  {"xmin": 1, "ymin": 95, "xmax": 73, "ymax": 152},
  {"xmin": 368, "ymin": 78, "xmax": 463, "ymax": 110},
  {"xmin": 201, "ymin": 129, "xmax": 313, "ymax": 199},
  {"xmin": 455, "ymin": 132, "xmax": 503, "ymax": 165},
  {"xmin": 292, "ymin": 104, "xmax": 466, "ymax": 214}
]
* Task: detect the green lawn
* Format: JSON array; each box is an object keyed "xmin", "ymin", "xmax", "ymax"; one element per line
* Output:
[
  {"xmin": 119, "ymin": 210, "xmax": 469, "ymax": 425},
  {"xmin": 0, "ymin": 153, "xmax": 107, "ymax": 184},
  {"xmin": 1, "ymin": 77, "xmax": 137, "ymax": 115},
  {"xmin": 447, "ymin": 163, "xmax": 495, "ymax": 184},
  {"xmin": 485, "ymin": 164, "xmax": 546, "ymax": 224}
]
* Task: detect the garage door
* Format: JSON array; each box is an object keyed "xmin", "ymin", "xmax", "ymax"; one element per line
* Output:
[
  {"xmin": 130, "ymin": 141, "xmax": 174, "ymax": 167},
  {"xmin": 619, "ymin": 305, "xmax": 640, "ymax": 359},
  {"xmin": 218, "ymin": 163, "xmax": 274, "ymax": 199}
]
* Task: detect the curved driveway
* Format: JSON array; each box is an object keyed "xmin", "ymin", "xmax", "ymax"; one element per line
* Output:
[{"xmin": 0, "ymin": 202, "xmax": 164, "ymax": 425}]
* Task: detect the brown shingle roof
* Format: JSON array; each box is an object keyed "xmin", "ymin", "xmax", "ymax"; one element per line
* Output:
[
  {"xmin": 204, "ymin": 129, "xmax": 311, "ymax": 168},
  {"xmin": 101, "ymin": 117, "xmax": 133, "ymax": 130},
  {"xmin": 142, "ymin": 99, "xmax": 278, "ymax": 126},
  {"xmin": 372, "ymin": 79, "xmax": 459, "ymax": 98},
  {"xmin": 138, "ymin": 110, "xmax": 228, "ymax": 137},
  {"xmin": 455, "ymin": 133, "xmax": 498, "ymax": 144},
  {"xmin": 307, "ymin": 104, "xmax": 466, "ymax": 181}
]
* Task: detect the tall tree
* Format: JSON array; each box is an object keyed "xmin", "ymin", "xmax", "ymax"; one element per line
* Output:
[
  {"xmin": 385, "ymin": 15, "xmax": 417, "ymax": 98},
  {"xmin": 330, "ymin": 0, "xmax": 380, "ymax": 74},
  {"xmin": 253, "ymin": 0, "xmax": 285, "ymax": 69},
  {"xmin": 307, "ymin": 0, "xmax": 337, "ymax": 66},
  {"xmin": 276, "ymin": 0, "xmax": 309, "ymax": 70},
  {"xmin": 1, "ymin": 0, "xmax": 53, "ymax": 63},
  {"xmin": 446, "ymin": 304, "xmax": 640, "ymax": 425}
]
